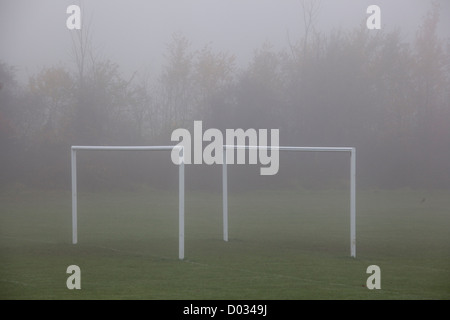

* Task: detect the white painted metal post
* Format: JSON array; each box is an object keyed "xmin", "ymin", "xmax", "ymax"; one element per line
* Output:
[
  {"xmin": 222, "ymin": 148, "xmax": 228, "ymax": 242},
  {"xmin": 350, "ymin": 148, "xmax": 356, "ymax": 258},
  {"xmin": 71, "ymin": 148, "xmax": 77, "ymax": 244},
  {"xmin": 179, "ymin": 147, "xmax": 185, "ymax": 260}
]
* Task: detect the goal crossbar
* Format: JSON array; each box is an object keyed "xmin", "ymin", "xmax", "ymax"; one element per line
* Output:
[
  {"xmin": 71, "ymin": 145, "xmax": 185, "ymax": 259},
  {"xmin": 221, "ymin": 145, "xmax": 356, "ymax": 258}
]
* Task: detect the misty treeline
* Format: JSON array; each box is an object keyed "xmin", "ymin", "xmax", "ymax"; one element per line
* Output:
[{"xmin": 1, "ymin": 5, "xmax": 449, "ymax": 191}]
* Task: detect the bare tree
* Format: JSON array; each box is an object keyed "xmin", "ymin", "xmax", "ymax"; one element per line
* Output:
[{"xmin": 288, "ymin": 0, "xmax": 321, "ymax": 58}]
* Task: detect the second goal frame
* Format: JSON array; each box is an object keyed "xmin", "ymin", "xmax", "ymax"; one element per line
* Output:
[{"xmin": 221, "ymin": 145, "xmax": 356, "ymax": 258}]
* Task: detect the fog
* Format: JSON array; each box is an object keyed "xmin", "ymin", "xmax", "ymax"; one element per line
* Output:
[
  {"xmin": 3, "ymin": 1, "xmax": 450, "ymax": 303},
  {"xmin": 2, "ymin": 0, "xmax": 449, "ymax": 81},
  {"xmin": 1, "ymin": 0, "xmax": 450, "ymax": 190}
]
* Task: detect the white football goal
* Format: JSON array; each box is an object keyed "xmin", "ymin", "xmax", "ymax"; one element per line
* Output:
[
  {"xmin": 70, "ymin": 145, "xmax": 356, "ymax": 260},
  {"xmin": 221, "ymin": 145, "xmax": 356, "ymax": 258},
  {"xmin": 71, "ymin": 145, "xmax": 185, "ymax": 259}
]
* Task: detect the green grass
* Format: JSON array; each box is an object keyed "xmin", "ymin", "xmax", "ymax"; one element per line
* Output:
[{"xmin": 0, "ymin": 187, "xmax": 449, "ymax": 299}]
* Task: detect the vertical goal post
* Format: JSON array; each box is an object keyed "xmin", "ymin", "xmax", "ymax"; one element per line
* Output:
[
  {"xmin": 71, "ymin": 145, "xmax": 185, "ymax": 260},
  {"xmin": 222, "ymin": 145, "xmax": 356, "ymax": 258}
]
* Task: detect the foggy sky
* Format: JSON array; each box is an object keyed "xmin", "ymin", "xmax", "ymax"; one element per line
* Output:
[{"xmin": 1, "ymin": 0, "xmax": 449, "ymax": 82}]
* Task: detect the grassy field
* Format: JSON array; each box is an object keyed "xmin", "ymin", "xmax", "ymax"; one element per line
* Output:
[{"xmin": 0, "ymin": 187, "xmax": 449, "ymax": 299}]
